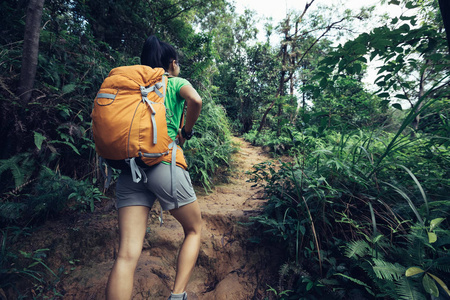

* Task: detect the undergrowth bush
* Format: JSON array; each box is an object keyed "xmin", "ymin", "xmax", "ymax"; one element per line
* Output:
[
  {"xmin": 0, "ymin": 4, "xmax": 235, "ymax": 298},
  {"xmin": 184, "ymin": 99, "xmax": 235, "ymax": 191},
  {"xmin": 248, "ymin": 122, "xmax": 450, "ymax": 299},
  {"xmin": 343, "ymin": 218, "xmax": 450, "ymax": 299},
  {"xmin": 0, "ymin": 26, "xmax": 234, "ymax": 208},
  {"xmin": 0, "ymin": 226, "xmax": 61, "ymax": 299},
  {"xmin": 0, "ymin": 167, "xmax": 105, "ymax": 226}
]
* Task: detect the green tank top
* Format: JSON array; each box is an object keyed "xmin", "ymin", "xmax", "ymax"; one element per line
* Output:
[{"xmin": 165, "ymin": 77, "xmax": 191, "ymax": 140}]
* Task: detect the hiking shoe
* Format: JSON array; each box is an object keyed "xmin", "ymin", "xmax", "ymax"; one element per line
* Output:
[{"xmin": 168, "ymin": 291, "xmax": 187, "ymax": 300}]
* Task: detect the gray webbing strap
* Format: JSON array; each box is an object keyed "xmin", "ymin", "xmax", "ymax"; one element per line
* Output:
[
  {"xmin": 159, "ymin": 139, "xmax": 177, "ymax": 227},
  {"xmin": 97, "ymin": 93, "xmax": 116, "ymax": 100},
  {"xmin": 140, "ymin": 82, "xmax": 164, "ymax": 99},
  {"xmin": 144, "ymin": 98, "xmax": 158, "ymax": 144},
  {"xmin": 169, "ymin": 140, "xmax": 179, "ymax": 209},
  {"xmin": 126, "ymin": 157, "xmax": 147, "ymax": 184},
  {"xmin": 154, "ymin": 82, "xmax": 163, "ymax": 98},
  {"xmin": 141, "ymin": 84, "xmax": 166, "ymax": 145},
  {"xmin": 140, "ymin": 151, "xmax": 169, "ymax": 157}
]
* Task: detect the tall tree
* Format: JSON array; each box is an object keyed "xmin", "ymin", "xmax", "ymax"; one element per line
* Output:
[
  {"xmin": 17, "ymin": 0, "xmax": 45, "ymax": 104},
  {"xmin": 317, "ymin": 0, "xmax": 449, "ymax": 131},
  {"xmin": 257, "ymin": 0, "xmax": 372, "ymax": 132},
  {"xmin": 74, "ymin": 0, "xmax": 227, "ymax": 56},
  {"xmin": 211, "ymin": 8, "xmax": 280, "ymax": 133}
]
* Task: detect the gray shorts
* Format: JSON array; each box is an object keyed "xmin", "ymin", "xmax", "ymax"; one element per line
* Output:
[{"xmin": 116, "ymin": 163, "xmax": 197, "ymax": 211}]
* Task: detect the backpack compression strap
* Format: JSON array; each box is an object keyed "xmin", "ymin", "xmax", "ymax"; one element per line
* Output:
[
  {"xmin": 127, "ymin": 157, "xmax": 148, "ymax": 184},
  {"xmin": 140, "ymin": 75, "xmax": 167, "ymax": 145},
  {"xmin": 169, "ymin": 140, "xmax": 179, "ymax": 209},
  {"xmin": 158, "ymin": 139, "xmax": 178, "ymax": 227}
]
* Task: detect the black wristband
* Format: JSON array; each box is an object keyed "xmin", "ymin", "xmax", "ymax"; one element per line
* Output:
[{"xmin": 181, "ymin": 126, "xmax": 194, "ymax": 140}]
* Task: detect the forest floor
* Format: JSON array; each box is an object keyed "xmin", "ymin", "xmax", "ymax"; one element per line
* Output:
[{"xmin": 17, "ymin": 137, "xmax": 285, "ymax": 300}]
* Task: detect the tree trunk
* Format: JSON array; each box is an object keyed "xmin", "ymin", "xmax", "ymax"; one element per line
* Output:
[
  {"xmin": 411, "ymin": 65, "xmax": 427, "ymax": 131},
  {"xmin": 257, "ymin": 40, "xmax": 288, "ymax": 132},
  {"xmin": 438, "ymin": 0, "xmax": 450, "ymax": 53},
  {"xmin": 276, "ymin": 103, "xmax": 282, "ymax": 135},
  {"xmin": 17, "ymin": 0, "xmax": 45, "ymax": 104},
  {"xmin": 258, "ymin": 69, "xmax": 286, "ymax": 132}
]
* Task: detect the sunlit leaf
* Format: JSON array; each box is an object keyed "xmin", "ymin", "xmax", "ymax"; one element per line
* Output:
[
  {"xmin": 428, "ymin": 232, "xmax": 437, "ymax": 243},
  {"xmin": 430, "ymin": 218, "xmax": 445, "ymax": 231},
  {"xmin": 406, "ymin": 267, "xmax": 424, "ymax": 277}
]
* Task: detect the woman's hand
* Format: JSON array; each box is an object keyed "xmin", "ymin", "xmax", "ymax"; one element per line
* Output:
[{"xmin": 177, "ymin": 128, "xmax": 186, "ymax": 147}]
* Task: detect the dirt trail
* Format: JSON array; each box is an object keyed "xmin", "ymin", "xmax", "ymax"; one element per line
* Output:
[{"xmin": 19, "ymin": 137, "xmax": 280, "ymax": 299}]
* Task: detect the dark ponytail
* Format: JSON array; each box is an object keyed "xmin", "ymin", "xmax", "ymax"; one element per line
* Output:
[{"xmin": 141, "ymin": 35, "xmax": 178, "ymax": 71}]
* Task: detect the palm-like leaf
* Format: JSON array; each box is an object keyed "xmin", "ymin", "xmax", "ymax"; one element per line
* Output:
[
  {"xmin": 371, "ymin": 258, "xmax": 405, "ymax": 281},
  {"xmin": 395, "ymin": 277, "xmax": 426, "ymax": 300},
  {"xmin": 345, "ymin": 240, "xmax": 370, "ymax": 258}
]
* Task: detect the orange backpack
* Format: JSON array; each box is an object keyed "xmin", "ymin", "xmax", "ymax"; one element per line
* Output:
[{"xmin": 91, "ymin": 65, "xmax": 182, "ymax": 188}]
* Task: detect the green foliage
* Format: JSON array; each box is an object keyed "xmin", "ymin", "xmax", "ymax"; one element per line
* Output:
[
  {"xmin": 247, "ymin": 115, "xmax": 449, "ymax": 298},
  {"xmin": 0, "ymin": 153, "xmax": 35, "ymax": 192},
  {"xmin": 1, "ymin": 0, "xmax": 449, "ymax": 297},
  {"xmin": 243, "ymin": 128, "xmax": 300, "ymax": 154},
  {"xmin": 313, "ymin": 0, "xmax": 449, "ymax": 116},
  {"xmin": 1, "ymin": 167, "xmax": 104, "ymax": 226},
  {"xmin": 0, "ymin": 0, "xmax": 232, "ymax": 207},
  {"xmin": 341, "ymin": 218, "xmax": 450, "ymax": 300},
  {"xmin": 310, "ymin": 76, "xmax": 391, "ymax": 130},
  {"xmin": 0, "ymin": 227, "xmax": 60, "ymax": 298},
  {"xmin": 30, "ymin": 167, "xmax": 105, "ymax": 220},
  {"xmin": 417, "ymin": 98, "xmax": 450, "ymax": 143},
  {"xmin": 211, "ymin": 15, "xmax": 280, "ymax": 134},
  {"xmin": 68, "ymin": 178, "xmax": 106, "ymax": 212},
  {"xmin": 184, "ymin": 99, "xmax": 235, "ymax": 191}
]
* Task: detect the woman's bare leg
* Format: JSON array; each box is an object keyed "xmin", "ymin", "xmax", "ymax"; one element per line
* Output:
[
  {"xmin": 169, "ymin": 201, "xmax": 202, "ymax": 294},
  {"xmin": 106, "ymin": 206, "xmax": 150, "ymax": 300}
]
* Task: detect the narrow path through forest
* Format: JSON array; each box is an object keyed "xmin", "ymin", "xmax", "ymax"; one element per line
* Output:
[{"xmin": 25, "ymin": 137, "xmax": 280, "ymax": 300}]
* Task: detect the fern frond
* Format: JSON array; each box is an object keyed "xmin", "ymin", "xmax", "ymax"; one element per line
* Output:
[
  {"xmin": 433, "ymin": 256, "xmax": 450, "ymax": 273},
  {"xmin": 371, "ymin": 258, "xmax": 405, "ymax": 281},
  {"xmin": 0, "ymin": 155, "xmax": 24, "ymax": 188},
  {"xmin": 435, "ymin": 235, "xmax": 450, "ymax": 249},
  {"xmin": 0, "ymin": 153, "xmax": 35, "ymax": 189},
  {"xmin": 334, "ymin": 272, "xmax": 375, "ymax": 296},
  {"xmin": 395, "ymin": 277, "xmax": 426, "ymax": 300},
  {"xmin": 345, "ymin": 240, "xmax": 370, "ymax": 258},
  {"xmin": 0, "ymin": 202, "xmax": 27, "ymax": 221},
  {"xmin": 334, "ymin": 273, "xmax": 372, "ymax": 290},
  {"xmin": 435, "ymin": 264, "xmax": 450, "ymax": 274},
  {"xmin": 279, "ymin": 263, "xmax": 291, "ymax": 277}
]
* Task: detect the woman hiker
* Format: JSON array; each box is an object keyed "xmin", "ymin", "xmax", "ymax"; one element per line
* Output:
[{"xmin": 105, "ymin": 35, "xmax": 203, "ymax": 300}]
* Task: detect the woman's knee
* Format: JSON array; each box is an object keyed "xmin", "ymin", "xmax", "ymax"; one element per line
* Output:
[
  {"xmin": 116, "ymin": 247, "xmax": 142, "ymax": 264},
  {"xmin": 182, "ymin": 219, "xmax": 202, "ymax": 236}
]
